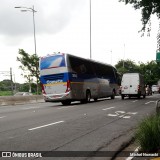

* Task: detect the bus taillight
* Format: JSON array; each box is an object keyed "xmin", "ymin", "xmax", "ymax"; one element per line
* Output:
[
  {"xmin": 66, "ymin": 80, "xmax": 71, "ymax": 93},
  {"xmin": 41, "ymin": 84, "xmax": 46, "ymax": 94}
]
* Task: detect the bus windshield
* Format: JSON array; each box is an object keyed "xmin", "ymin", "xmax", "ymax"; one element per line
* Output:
[{"xmin": 40, "ymin": 54, "xmax": 65, "ymax": 70}]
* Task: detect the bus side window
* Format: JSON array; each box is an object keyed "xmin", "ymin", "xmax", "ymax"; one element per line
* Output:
[
  {"xmin": 116, "ymin": 73, "xmax": 121, "ymax": 85},
  {"xmin": 80, "ymin": 64, "xmax": 87, "ymax": 74}
]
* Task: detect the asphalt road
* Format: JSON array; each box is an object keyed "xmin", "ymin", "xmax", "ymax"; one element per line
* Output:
[{"xmin": 0, "ymin": 94, "xmax": 159, "ymax": 160}]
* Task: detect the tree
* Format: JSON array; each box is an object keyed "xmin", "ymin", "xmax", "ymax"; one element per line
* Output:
[
  {"xmin": 139, "ymin": 61, "xmax": 160, "ymax": 85},
  {"xmin": 115, "ymin": 59, "xmax": 160, "ymax": 85},
  {"xmin": 115, "ymin": 59, "xmax": 139, "ymax": 75},
  {"xmin": 119, "ymin": 0, "xmax": 160, "ymax": 34},
  {"xmin": 17, "ymin": 49, "xmax": 40, "ymax": 94}
]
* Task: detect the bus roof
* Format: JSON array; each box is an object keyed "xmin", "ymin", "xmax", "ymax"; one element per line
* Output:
[{"xmin": 40, "ymin": 52, "xmax": 115, "ymax": 69}]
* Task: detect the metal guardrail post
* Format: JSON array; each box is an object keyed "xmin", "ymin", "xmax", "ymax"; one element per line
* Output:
[{"xmin": 156, "ymin": 99, "xmax": 160, "ymax": 114}]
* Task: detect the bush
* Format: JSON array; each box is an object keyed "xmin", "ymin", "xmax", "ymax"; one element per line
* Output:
[
  {"xmin": 0, "ymin": 91, "xmax": 13, "ymax": 96},
  {"xmin": 135, "ymin": 114, "xmax": 160, "ymax": 152}
]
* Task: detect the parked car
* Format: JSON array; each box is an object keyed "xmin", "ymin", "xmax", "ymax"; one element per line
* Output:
[
  {"xmin": 151, "ymin": 85, "xmax": 160, "ymax": 94},
  {"xmin": 14, "ymin": 92, "xmax": 33, "ymax": 96},
  {"xmin": 145, "ymin": 85, "xmax": 152, "ymax": 96}
]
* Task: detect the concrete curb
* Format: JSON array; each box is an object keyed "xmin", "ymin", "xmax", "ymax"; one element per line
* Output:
[
  {"xmin": 0, "ymin": 95, "xmax": 44, "ymax": 106},
  {"xmin": 111, "ymin": 137, "xmax": 135, "ymax": 160}
]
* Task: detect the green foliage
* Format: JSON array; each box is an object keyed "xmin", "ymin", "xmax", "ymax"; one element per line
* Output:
[
  {"xmin": 115, "ymin": 59, "xmax": 140, "ymax": 75},
  {"xmin": 115, "ymin": 59, "xmax": 160, "ymax": 85},
  {"xmin": 138, "ymin": 61, "xmax": 160, "ymax": 85},
  {"xmin": 17, "ymin": 49, "xmax": 39, "ymax": 81},
  {"xmin": 0, "ymin": 80, "xmax": 12, "ymax": 91},
  {"xmin": 119, "ymin": 0, "xmax": 160, "ymax": 34},
  {"xmin": 135, "ymin": 114, "xmax": 160, "ymax": 152},
  {"xmin": 0, "ymin": 79, "xmax": 41, "ymax": 96},
  {"xmin": 0, "ymin": 91, "xmax": 12, "ymax": 96},
  {"xmin": 17, "ymin": 49, "xmax": 40, "ymax": 94}
]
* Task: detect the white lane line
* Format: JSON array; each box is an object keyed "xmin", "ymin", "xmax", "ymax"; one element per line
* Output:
[
  {"xmin": 57, "ymin": 106, "xmax": 76, "ymax": 109},
  {"xmin": 132, "ymin": 100, "xmax": 138, "ymax": 103},
  {"xmin": 102, "ymin": 107, "xmax": 115, "ymax": 111},
  {"xmin": 28, "ymin": 121, "xmax": 64, "ymax": 131},
  {"xmin": 127, "ymin": 112, "xmax": 137, "ymax": 115},
  {"xmin": 22, "ymin": 107, "xmax": 41, "ymax": 110},
  {"xmin": 126, "ymin": 147, "xmax": 140, "ymax": 160},
  {"xmin": 145, "ymin": 101, "xmax": 155, "ymax": 105},
  {"xmin": 0, "ymin": 116, "xmax": 6, "ymax": 119}
]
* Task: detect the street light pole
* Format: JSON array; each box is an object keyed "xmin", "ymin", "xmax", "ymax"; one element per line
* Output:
[
  {"xmin": 123, "ymin": 43, "xmax": 125, "ymax": 68},
  {"xmin": 32, "ymin": 5, "xmax": 37, "ymax": 56},
  {"xmin": 15, "ymin": 6, "xmax": 39, "ymax": 94},
  {"xmin": 90, "ymin": 0, "xmax": 92, "ymax": 59},
  {"xmin": 15, "ymin": 6, "xmax": 37, "ymax": 56}
]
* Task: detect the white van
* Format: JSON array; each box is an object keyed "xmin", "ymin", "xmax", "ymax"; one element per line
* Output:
[{"xmin": 121, "ymin": 73, "xmax": 146, "ymax": 99}]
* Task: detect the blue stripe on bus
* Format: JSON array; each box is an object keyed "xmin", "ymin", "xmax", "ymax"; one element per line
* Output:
[{"xmin": 40, "ymin": 72, "xmax": 116, "ymax": 84}]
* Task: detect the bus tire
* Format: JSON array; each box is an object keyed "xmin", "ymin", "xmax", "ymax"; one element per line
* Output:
[
  {"xmin": 121, "ymin": 95, "xmax": 124, "ymax": 100},
  {"xmin": 111, "ymin": 90, "xmax": 115, "ymax": 99},
  {"xmin": 61, "ymin": 100, "xmax": 71, "ymax": 105},
  {"xmin": 81, "ymin": 90, "xmax": 91, "ymax": 104},
  {"xmin": 86, "ymin": 90, "xmax": 91, "ymax": 102},
  {"xmin": 94, "ymin": 98, "xmax": 98, "ymax": 102},
  {"xmin": 81, "ymin": 90, "xmax": 91, "ymax": 103}
]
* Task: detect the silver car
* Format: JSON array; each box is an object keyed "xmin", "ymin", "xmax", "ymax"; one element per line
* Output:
[
  {"xmin": 14, "ymin": 92, "xmax": 33, "ymax": 96},
  {"xmin": 151, "ymin": 85, "xmax": 160, "ymax": 94}
]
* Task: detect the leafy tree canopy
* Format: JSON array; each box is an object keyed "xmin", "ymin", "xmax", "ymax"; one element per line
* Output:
[
  {"xmin": 115, "ymin": 59, "xmax": 160, "ymax": 85},
  {"xmin": 119, "ymin": 0, "xmax": 160, "ymax": 33},
  {"xmin": 115, "ymin": 59, "xmax": 139, "ymax": 75},
  {"xmin": 17, "ymin": 49, "xmax": 40, "ymax": 94}
]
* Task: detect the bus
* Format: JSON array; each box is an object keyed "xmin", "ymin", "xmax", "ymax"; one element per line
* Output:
[{"xmin": 39, "ymin": 53, "xmax": 121, "ymax": 105}]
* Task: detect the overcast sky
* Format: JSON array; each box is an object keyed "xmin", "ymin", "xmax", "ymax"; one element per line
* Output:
[{"xmin": 0, "ymin": 0, "xmax": 159, "ymax": 83}]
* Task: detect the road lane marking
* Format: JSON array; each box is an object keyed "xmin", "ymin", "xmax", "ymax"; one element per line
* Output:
[
  {"xmin": 102, "ymin": 107, "xmax": 115, "ymax": 111},
  {"xmin": 108, "ymin": 111, "xmax": 137, "ymax": 119},
  {"xmin": 126, "ymin": 147, "xmax": 140, "ymax": 160},
  {"xmin": 22, "ymin": 107, "xmax": 41, "ymax": 110},
  {"xmin": 28, "ymin": 121, "xmax": 64, "ymax": 131},
  {"xmin": 57, "ymin": 106, "xmax": 76, "ymax": 109},
  {"xmin": 132, "ymin": 100, "xmax": 138, "ymax": 103},
  {"xmin": 145, "ymin": 101, "xmax": 155, "ymax": 105},
  {"xmin": 127, "ymin": 112, "xmax": 137, "ymax": 115},
  {"xmin": 0, "ymin": 116, "xmax": 6, "ymax": 119}
]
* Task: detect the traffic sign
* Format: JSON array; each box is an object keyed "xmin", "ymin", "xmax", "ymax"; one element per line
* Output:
[{"xmin": 156, "ymin": 52, "xmax": 160, "ymax": 62}]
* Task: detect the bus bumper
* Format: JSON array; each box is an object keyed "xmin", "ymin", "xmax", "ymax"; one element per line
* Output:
[{"xmin": 43, "ymin": 91, "xmax": 71, "ymax": 102}]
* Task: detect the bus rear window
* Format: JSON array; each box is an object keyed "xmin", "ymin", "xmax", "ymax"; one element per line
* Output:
[{"xmin": 40, "ymin": 55, "xmax": 65, "ymax": 70}]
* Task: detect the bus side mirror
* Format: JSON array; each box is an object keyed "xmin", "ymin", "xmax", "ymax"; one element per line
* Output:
[{"xmin": 156, "ymin": 100, "xmax": 160, "ymax": 114}]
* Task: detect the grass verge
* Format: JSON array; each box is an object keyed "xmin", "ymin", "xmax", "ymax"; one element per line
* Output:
[{"xmin": 135, "ymin": 114, "xmax": 160, "ymax": 152}]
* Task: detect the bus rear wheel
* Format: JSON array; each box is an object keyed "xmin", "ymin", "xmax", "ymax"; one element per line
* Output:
[
  {"xmin": 61, "ymin": 100, "xmax": 71, "ymax": 105},
  {"xmin": 81, "ymin": 90, "xmax": 91, "ymax": 103},
  {"xmin": 111, "ymin": 90, "xmax": 115, "ymax": 99},
  {"xmin": 86, "ymin": 90, "xmax": 91, "ymax": 102}
]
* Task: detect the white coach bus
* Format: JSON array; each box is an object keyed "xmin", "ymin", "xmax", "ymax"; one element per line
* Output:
[{"xmin": 39, "ymin": 53, "xmax": 120, "ymax": 105}]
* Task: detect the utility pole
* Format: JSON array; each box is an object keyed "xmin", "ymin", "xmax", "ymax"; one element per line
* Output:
[
  {"xmin": 10, "ymin": 68, "xmax": 14, "ymax": 95},
  {"xmin": 123, "ymin": 44, "xmax": 125, "ymax": 68},
  {"xmin": 15, "ymin": 5, "xmax": 39, "ymax": 94},
  {"xmin": 90, "ymin": 0, "xmax": 92, "ymax": 59}
]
